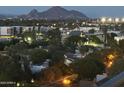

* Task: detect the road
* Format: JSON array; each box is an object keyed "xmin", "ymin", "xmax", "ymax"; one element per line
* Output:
[{"xmin": 100, "ymin": 72, "xmax": 124, "ymax": 87}]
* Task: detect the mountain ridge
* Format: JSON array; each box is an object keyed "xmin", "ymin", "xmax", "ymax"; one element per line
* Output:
[{"xmin": 18, "ymin": 6, "xmax": 88, "ymax": 20}]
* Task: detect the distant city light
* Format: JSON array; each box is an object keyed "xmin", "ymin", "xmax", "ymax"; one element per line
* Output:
[
  {"xmin": 82, "ymin": 22, "xmax": 86, "ymax": 25},
  {"xmin": 31, "ymin": 79, "xmax": 34, "ymax": 83},
  {"xmin": 67, "ymin": 32, "xmax": 70, "ymax": 35},
  {"xmin": 72, "ymin": 23, "xmax": 75, "ymax": 25},
  {"xmin": 16, "ymin": 82, "xmax": 20, "ymax": 87},
  {"xmin": 27, "ymin": 37, "xmax": 32, "ymax": 41},
  {"xmin": 53, "ymin": 24, "xmax": 56, "ymax": 26},
  {"xmin": 101, "ymin": 17, "xmax": 106, "ymax": 23},
  {"xmin": 122, "ymin": 18, "xmax": 124, "ymax": 22},
  {"xmin": 36, "ymin": 23, "xmax": 39, "ymax": 26},
  {"xmin": 80, "ymin": 33, "xmax": 84, "ymax": 37},
  {"xmin": 115, "ymin": 18, "xmax": 119, "ymax": 23},
  {"xmin": 24, "ymin": 37, "xmax": 32, "ymax": 44},
  {"xmin": 108, "ymin": 18, "xmax": 112, "ymax": 22}
]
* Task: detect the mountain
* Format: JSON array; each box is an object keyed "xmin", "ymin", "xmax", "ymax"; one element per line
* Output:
[{"xmin": 18, "ymin": 6, "xmax": 88, "ymax": 20}]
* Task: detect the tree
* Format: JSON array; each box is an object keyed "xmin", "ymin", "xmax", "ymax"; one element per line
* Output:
[
  {"xmin": 22, "ymin": 31, "xmax": 36, "ymax": 44},
  {"xmin": 71, "ymin": 54, "xmax": 105, "ymax": 80},
  {"xmin": 79, "ymin": 45, "xmax": 89, "ymax": 55},
  {"xmin": 0, "ymin": 40, "xmax": 19, "ymax": 51},
  {"xmin": 88, "ymin": 29, "xmax": 95, "ymax": 34},
  {"xmin": 30, "ymin": 48, "xmax": 49, "ymax": 65},
  {"xmin": 4, "ymin": 42, "xmax": 28, "ymax": 63},
  {"xmin": 50, "ymin": 51, "xmax": 65, "ymax": 66},
  {"xmin": 39, "ymin": 61, "xmax": 73, "ymax": 86},
  {"xmin": 64, "ymin": 36, "xmax": 82, "ymax": 52},
  {"xmin": 0, "ymin": 55, "xmax": 32, "ymax": 82},
  {"xmin": 119, "ymin": 39, "xmax": 124, "ymax": 53},
  {"xmin": 89, "ymin": 35, "xmax": 102, "ymax": 44},
  {"xmin": 47, "ymin": 28, "xmax": 62, "ymax": 45}
]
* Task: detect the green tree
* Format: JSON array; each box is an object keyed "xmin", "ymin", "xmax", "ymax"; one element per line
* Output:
[
  {"xmin": 4, "ymin": 42, "xmax": 28, "ymax": 63},
  {"xmin": 30, "ymin": 48, "xmax": 49, "ymax": 65},
  {"xmin": 88, "ymin": 29, "xmax": 95, "ymax": 34},
  {"xmin": 79, "ymin": 46, "xmax": 89, "ymax": 55},
  {"xmin": 89, "ymin": 35, "xmax": 102, "ymax": 44},
  {"xmin": 50, "ymin": 51, "xmax": 65, "ymax": 66},
  {"xmin": 47, "ymin": 28, "xmax": 62, "ymax": 45},
  {"xmin": 71, "ymin": 54, "xmax": 105, "ymax": 80},
  {"xmin": 39, "ymin": 61, "xmax": 73, "ymax": 85},
  {"xmin": 22, "ymin": 31, "xmax": 36, "ymax": 44},
  {"xmin": 119, "ymin": 39, "xmax": 124, "ymax": 53},
  {"xmin": 64, "ymin": 36, "xmax": 82, "ymax": 52},
  {"xmin": 0, "ymin": 55, "xmax": 31, "ymax": 82}
]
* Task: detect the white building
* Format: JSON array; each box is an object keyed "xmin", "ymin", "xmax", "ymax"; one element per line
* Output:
[
  {"xmin": 22, "ymin": 26, "xmax": 34, "ymax": 32},
  {"xmin": 114, "ymin": 36, "xmax": 124, "ymax": 44},
  {"xmin": 74, "ymin": 27, "xmax": 100, "ymax": 33},
  {"xmin": 0, "ymin": 27, "xmax": 13, "ymax": 36}
]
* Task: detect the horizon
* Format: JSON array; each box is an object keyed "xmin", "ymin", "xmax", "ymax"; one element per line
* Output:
[{"xmin": 0, "ymin": 6, "xmax": 124, "ymax": 18}]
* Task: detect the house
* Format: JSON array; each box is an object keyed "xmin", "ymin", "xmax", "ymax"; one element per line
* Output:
[
  {"xmin": 73, "ymin": 26, "xmax": 100, "ymax": 33},
  {"xmin": 0, "ymin": 26, "xmax": 15, "ymax": 41},
  {"xmin": 0, "ymin": 26, "xmax": 14, "ymax": 36}
]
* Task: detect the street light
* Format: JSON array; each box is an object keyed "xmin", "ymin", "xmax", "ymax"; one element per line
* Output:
[
  {"xmin": 16, "ymin": 82, "xmax": 20, "ymax": 87},
  {"xmin": 115, "ymin": 18, "xmax": 119, "ymax": 23},
  {"xmin": 67, "ymin": 32, "xmax": 70, "ymax": 35},
  {"xmin": 101, "ymin": 17, "xmax": 106, "ymax": 24},
  {"xmin": 108, "ymin": 18, "xmax": 112, "ymax": 23},
  {"xmin": 106, "ymin": 54, "xmax": 116, "ymax": 68},
  {"xmin": 100, "ymin": 17, "xmax": 108, "ymax": 47},
  {"xmin": 62, "ymin": 78, "xmax": 71, "ymax": 86},
  {"xmin": 107, "ymin": 54, "xmax": 115, "ymax": 60},
  {"xmin": 31, "ymin": 79, "xmax": 35, "ymax": 83},
  {"xmin": 27, "ymin": 37, "xmax": 32, "ymax": 41},
  {"xmin": 121, "ymin": 18, "xmax": 124, "ymax": 22},
  {"xmin": 114, "ymin": 18, "xmax": 120, "ymax": 31},
  {"xmin": 24, "ymin": 37, "xmax": 32, "ymax": 44}
]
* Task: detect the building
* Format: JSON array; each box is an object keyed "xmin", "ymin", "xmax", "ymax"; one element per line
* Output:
[
  {"xmin": 0, "ymin": 26, "xmax": 15, "ymax": 41},
  {"xmin": 78, "ymin": 27, "xmax": 100, "ymax": 33}
]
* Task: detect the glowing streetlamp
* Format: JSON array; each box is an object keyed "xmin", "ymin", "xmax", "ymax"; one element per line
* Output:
[
  {"xmin": 31, "ymin": 79, "xmax": 34, "ymax": 83},
  {"xmin": 62, "ymin": 78, "xmax": 71, "ymax": 86},
  {"xmin": 107, "ymin": 54, "xmax": 115, "ymax": 60},
  {"xmin": 122, "ymin": 18, "xmax": 124, "ymax": 22},
  {"xmin": 106, "ymin": 54, "xmax": 116, "ymax": 68},
  {"xmin": 82, "ymin": 22, "xmax": 86, "ymax": 25},
  {"xmin": 53, "ymin": 23, "xmax": 56, "ymax": 26},
  {"xmin": 24, "ymin": 37, "xmax": 32, "ymax": 44},
  {"xmin": 16, "ymin": 82, "xmax": 20, "ymax": 87},
  {"xmin": 80, "ymin": 33, "xmax": 84, "ymax": 37},
  {"xmin": 27, "ymin": 37, "xmax": 32, "ymax": 41},
  {"xmin": 115, "ymin": 18, "xmax": 119, "ymax": 23},
  {"xmin": 67, "ymin": 32, "xmax": 70, "ymax": 35},
  {"xmin": 72, "ymin": 23, "xmax": 75, "ymax": 25},
  {"xmin": 36, "ymin": 23, "xmax": 39, "ymax": 26},
  {"xmin": 100, "ymin": 17, "xmax": 108, "ymax": 47},
  {"xmin": 108, "ymin": 18, "xmax": 112, "ymax": 23},
  {"xmin": 101, "ymin": 17, "xmax": 106, "ymax": 24},
  {"xmin": 107, "ymin": 61, "xmax": 113, "ymax": 68}
]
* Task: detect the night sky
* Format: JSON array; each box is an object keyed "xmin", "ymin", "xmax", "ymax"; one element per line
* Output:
[{"xmin": 0, "ymin": 6, "xmax": 124, "ymax": 18}]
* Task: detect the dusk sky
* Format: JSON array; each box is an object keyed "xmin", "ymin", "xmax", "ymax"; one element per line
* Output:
[{"xmin": 0, "ymin": 6, "xmax": 124, "ymax": 18}]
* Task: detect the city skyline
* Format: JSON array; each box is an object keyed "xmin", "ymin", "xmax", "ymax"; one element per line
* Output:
[{"xmin": 0, "ymin": 6, "xmax": 124, "ymax": 18}]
